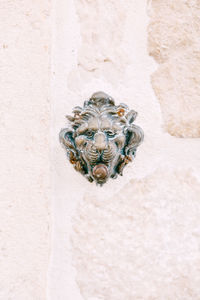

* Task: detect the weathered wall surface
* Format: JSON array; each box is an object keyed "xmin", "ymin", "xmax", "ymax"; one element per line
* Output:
[
  {"xmin": 49, "ymin": 0, "xmax": 200, "ymax": 300},
  {"xmin": 148, "ymin": 0, "xmax": 200, "ymax": 137},
  {"xmin": 1, "ymin": 0, "xmax": 200, "ymax": 299},
  {"xmin": 72, "ymin": 170, "xmax": 200, "ymax": 299},
  {"xmin": 0, "ymin": 1, "xmax": 51, "ymax": 299}
]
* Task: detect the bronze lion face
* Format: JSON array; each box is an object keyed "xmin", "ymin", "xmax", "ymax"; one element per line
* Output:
[{"xmin": 59, "ymin": 92, "xmax": 144, "ymax": 185}]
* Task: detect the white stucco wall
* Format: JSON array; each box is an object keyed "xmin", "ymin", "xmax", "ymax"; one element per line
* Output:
[
  {"xmin": 0, "ymin": 1, "xmax": 51, "ymax": 299},
  {"xmin": 1, "ymin": 0, "xmax": 200, "ymax": 299}
]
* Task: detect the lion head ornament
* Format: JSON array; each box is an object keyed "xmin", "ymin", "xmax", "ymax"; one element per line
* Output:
[{"xmin": 59, "ymin": 92, "xmax": 144, "ymax": 185}]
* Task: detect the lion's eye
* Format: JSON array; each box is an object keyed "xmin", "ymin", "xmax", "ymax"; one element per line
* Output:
[
  {"xmin": 85, "ymin": 130, "xmax": 94, "ymax": 137},
  {"xmin": 106, "ymin": 130, "xmax": 116, "ymax": 137}
]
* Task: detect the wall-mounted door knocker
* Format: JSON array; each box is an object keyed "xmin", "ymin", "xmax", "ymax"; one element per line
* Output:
[{"xmin": 59, "ymin": 92, "xmax": 144, "ymax": 185}]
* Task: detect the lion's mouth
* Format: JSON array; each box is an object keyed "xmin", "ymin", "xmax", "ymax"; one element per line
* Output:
[{"xmin": 92, "ymin": 164, "xmax": 108, "ymax": 183}]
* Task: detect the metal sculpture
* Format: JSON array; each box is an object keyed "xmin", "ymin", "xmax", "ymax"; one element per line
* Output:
[{"xmin": 59, "ymin": 92, "xmax": 144, "ymax": 185}]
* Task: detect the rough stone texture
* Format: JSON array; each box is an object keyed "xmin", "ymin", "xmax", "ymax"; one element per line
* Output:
[
  {"xmin": 70, "ymin": 0, "xmax": 129, "ymax": 86},
  {"xmin": 148, "ymin": 0, "xmax": 200, "ymax": 137},
  {"xmin": 50, "ymin": 0, "xmax": 200, "ymax": 299},
  {"xmin": 72, "ymin": 170, "xmax": 200, "ymax": 300},
  {"xmin": 67, "ymin": 0, "xmax": 143, "ymax": 88},
  {"xmin": 2, "ymin": 0, "xmax": 200, "ymax": 299},
  {"xmin": 0, "ymin": 1, "xmax": 51, "ymax": 299}
]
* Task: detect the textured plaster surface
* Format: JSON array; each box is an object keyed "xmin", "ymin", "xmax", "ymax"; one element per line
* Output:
[
  {"xmin": 148, "ymin": 0, "xmax": 200, "ymax": 137},
  {"xmin": 68, "ymin": 0, "xmax": 129, "ymax": 87},
  {"xmin": 72, "ymin": 170, "xmax": 200, "ymax": 300},
  {"xmin": 49, "ymin": 0, "xmax": 200, "ymax": 299},
  {"xmin": 0, "ymin": 1, "xmax": 51, "ymax": 299},
  {"xmin": 2, "ymin": 0, "xmax": 200, "ymax": 299}
]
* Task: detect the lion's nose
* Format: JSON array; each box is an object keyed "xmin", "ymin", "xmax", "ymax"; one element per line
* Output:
[{"xmin": 93, "ymin": 132, "xmax": 107, "ymax": 151}]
